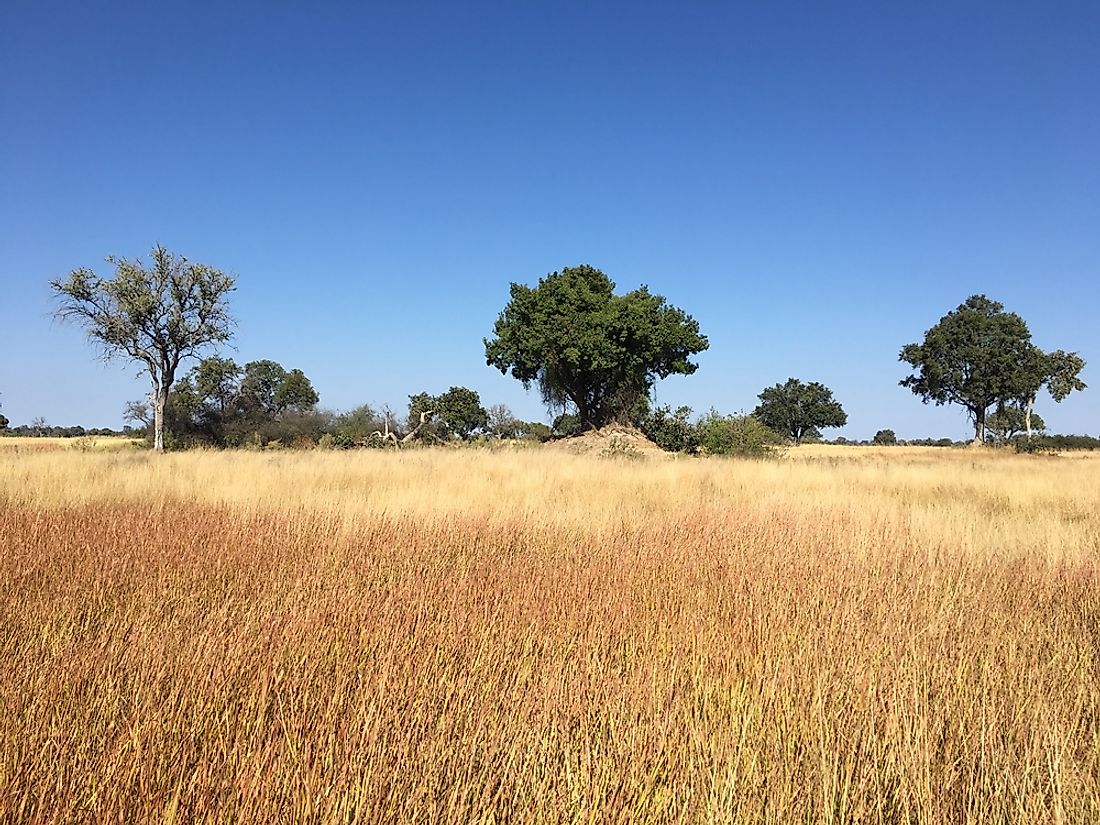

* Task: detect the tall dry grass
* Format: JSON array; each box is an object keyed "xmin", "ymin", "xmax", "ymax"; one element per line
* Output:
[{"xmin": 1, "ymin": 447, "xmax": 1098, "ymax": 823}]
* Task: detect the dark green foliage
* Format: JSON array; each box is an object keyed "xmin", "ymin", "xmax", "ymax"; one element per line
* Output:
[
  {"xmin": 485, "ymin": 265, "xmax": 708, "ymax": 430},
  {"xmin": 275, "ymin": 369, "xmax": 321, "ymax": 413},
  {"xmin": 872, "ymin": 429, "xmax": 897, "ymax": 446},
  {"xmin": 1013, "ymin": 436, "xmax": 1060, "ymax": 455},
  {"xmin": 192, "ymin": 357, "xmax": 242, "ymax": 415},
  {"xmin": 907, "ymin": 437, "xmax": 963, "ymax": 448},
  {"xmin": 639, "ymin": 405, "xmax": 700, "ymax": 453},
  {"xmin": 403, "ymin": 387, "xmax": 487, "ymax": 441},
  {"xmin": 697, "ymin": 413, "xmax": 783, "ymax": 458},
  {"xmin": 753, "ymin": 379, "xmax": 847, "ymax": 444},
  {"xmin": 552, "ymin": 413, "xmax": 582, "ymax": 437},
  {"xmin": 899, "ymin": 295, "xmax": 1084, "ymax": 444},
  {"xmin": 520, "ymin": 421, "xmax": 553, "ymax": 442},
  {"xmin": 239, "ymin": 361, "xmax": 290, "ymax": 418},
  {"xmin": 406, "ymin": 393, "xmax": 435, "ymax": 426},
  {"xmin": 987, "ymin": 406, "xmax": 1045, "ymax": 443},
  {"xmin": 1044, "ymin": 351, "xmax": 1087, "ymax": 402},
  {"xmin": 434, "ymin": 387, "xmax": 488, "ymax": 439},
  {"xmin": 157, "ymin": 356, "xmax": 321, "ymax": 447},
  {"xmin": 1035, "ymin": 433, "xmax": 1100, "ymax": 450},
  {"xmin": 1, "ymin": 423, "xmax": 133, "ymax": 438},
  {"xmin": 406, "ymin": 392, "xmax": 445, "ymax": 441}
]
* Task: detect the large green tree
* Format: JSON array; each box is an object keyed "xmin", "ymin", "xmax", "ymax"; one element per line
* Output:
[
  {"xmin": 753, "ymin": 379, "xmax": 847, "ymax": 444},
  {"xmin": 51, "ymin": 245, "xmax": 235, "ymax": 451},
  {"xmin": 899, "ymin": 295, "xmax": 1084, "ymax": 444},
  {"xmin": 484, "ymin": 265, "xmax": 708, "ymax": 430}
]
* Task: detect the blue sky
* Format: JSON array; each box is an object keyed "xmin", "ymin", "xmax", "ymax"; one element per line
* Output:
[{"xmin": 2, "ymin": 1, "xmax": 1097, "ymax": 438}]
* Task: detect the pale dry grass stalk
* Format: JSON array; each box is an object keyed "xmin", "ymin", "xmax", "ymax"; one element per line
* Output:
[{"xmin": 0, "ymin": 447, "xmax": 1097, "ymax": 822}]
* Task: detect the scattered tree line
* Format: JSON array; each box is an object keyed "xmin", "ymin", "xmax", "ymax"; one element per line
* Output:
[
  {"xmin": 38, "ymin": 248, "xmax": 1092, "ymax": 454},
  {"xmin": 0, "ymin": 421, "xmax": 136, "ymax": 439}
]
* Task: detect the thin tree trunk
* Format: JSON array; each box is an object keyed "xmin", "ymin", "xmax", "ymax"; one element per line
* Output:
[
  {"xmin": 1025, "ymin": 396, "xmax": 1034, "ymax": 439},
  {"xmin": 972, "ymin": 407, "xmax": 986, "ymax": 446},
  {"xmin": 152, "ymin": 387, "xmax": 167, "ymax": 452}
]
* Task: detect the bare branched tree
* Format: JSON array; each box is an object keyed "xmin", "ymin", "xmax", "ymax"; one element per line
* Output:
[{"xmin": 369, "ymin": 410, "xmax": 433, "ymax": 448}]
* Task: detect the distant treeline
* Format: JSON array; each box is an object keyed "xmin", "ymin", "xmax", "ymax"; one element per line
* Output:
[
  {"xmin": 831, "ymin": 434, "xmax": 1100, "ymax": 450},
  {"xmin": 1, "ymin": 424, "xmax": 137, "ymax": 438}
]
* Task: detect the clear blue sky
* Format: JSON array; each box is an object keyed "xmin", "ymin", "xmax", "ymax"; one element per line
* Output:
[{"xmin": 2, "ymin": 1, "xmax": 1097, "ymax": 439}]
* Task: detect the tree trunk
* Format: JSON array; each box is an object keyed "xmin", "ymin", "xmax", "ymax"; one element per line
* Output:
[
  {"xmin": 152, "ymin": 387, "xmax": 167, "ymax": 453},
  {"xmin": 400, "ymin": 410, "xmax": 434, "ymax": 445},
  {"xmin": 972, "ymin": 407, "xmax": 987, "ymax": 447},
  {"xmin": 1025, "ymin": 396, "xmax": 1034, "ymax": 439}
]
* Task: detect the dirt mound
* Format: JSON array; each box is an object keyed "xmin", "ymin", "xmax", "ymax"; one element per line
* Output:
[{"xmin": 547, "ymin": 424, "xmax": 669, "ymax": 458}]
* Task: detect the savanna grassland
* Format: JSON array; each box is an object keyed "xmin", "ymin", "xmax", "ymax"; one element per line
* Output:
[{"xmin": 1, "ymin": 444, "xmax": 1098, "ymax": 823}]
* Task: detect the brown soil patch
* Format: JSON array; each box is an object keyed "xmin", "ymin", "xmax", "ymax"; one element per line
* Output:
[{"xmin": 546, "ymin": 424, "xmax": 669, "ymax": 458}]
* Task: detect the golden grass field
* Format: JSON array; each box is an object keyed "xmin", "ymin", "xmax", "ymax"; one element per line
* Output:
[{"xmin": 1, "ymin": 444, "xmax": 1098, "ymax": 823}]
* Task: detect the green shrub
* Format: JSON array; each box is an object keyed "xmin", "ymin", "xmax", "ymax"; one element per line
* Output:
[
  {"xmin": 638, "ymin": 405, "xmax": 699, "ymax": 453},
  {"xmin": 698, "ymin": 413, "xmax": 784, "ymax": 459}
]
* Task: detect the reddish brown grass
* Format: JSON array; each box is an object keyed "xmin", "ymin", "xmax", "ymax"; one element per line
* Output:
[{"xmin": 2, "ymin": 485, "xmax": 1098, "ymax": 823}]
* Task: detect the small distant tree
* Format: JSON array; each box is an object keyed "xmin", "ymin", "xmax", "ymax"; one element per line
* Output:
[
  {"xmin": 434, "ymin": 386, "xmax": 488, "ymax": 439},
  {"xmin": 486, "ymin": 404, "xmax": 521, "ymax": 439},
  {"xmin": 753, "ymin": 379, "xmax": 847, "ymax": 444},
  {"xmin": 987, "ymin": 405, "xmax": 1045, "ymax": 443},
  {"xmin": 50, "ymin": 245, "xmax": 235, "ymax": 451},
  {"xmin": 0, "ymin": 393, "xmax": 8, "ymax": 431},
  {"xmin": 872, "ymin": 429, "xmax": 897, "ymax": 446}
]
